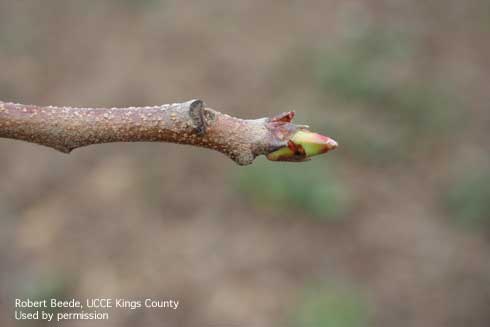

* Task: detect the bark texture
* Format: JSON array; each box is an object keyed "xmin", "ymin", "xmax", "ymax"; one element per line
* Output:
[{"xmin": 0, "ymin": 99, "xmax": 313, "ymax": 165}]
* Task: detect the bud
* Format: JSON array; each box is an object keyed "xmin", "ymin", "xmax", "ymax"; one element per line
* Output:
[{"xmin": 267, "ymin": 130, "xmax": 338, "ymax": 162}]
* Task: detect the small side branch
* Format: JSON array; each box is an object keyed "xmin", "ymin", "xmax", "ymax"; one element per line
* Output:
[{"xmin": 0, "ymin": 99, "xmax": 337, "ymax": 165}]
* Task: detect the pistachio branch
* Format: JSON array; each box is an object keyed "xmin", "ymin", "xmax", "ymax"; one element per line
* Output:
[{"xmin": 0, "ymin": 99, "xmax": 337, "ymax": 165}]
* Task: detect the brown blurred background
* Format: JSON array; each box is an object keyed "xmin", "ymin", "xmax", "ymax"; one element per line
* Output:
[{"xmin": 1, "ymin": 1, "xmax": 489, "ymax": 326}]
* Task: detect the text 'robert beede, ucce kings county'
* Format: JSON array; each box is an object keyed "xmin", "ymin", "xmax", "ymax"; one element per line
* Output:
[{"xmin": 15, "ymin": 298, "xmax": 180, "ymax": 310}]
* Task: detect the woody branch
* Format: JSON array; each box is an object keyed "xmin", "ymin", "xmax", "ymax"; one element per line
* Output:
[{"xmin": 0, "ymin": 99, "xmax": 337, "ymax": 165}]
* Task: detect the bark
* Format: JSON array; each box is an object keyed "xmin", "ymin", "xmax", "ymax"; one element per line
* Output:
[{"xmin": 0, "ymin": 99, "xmax": 335, "ymax": 165}]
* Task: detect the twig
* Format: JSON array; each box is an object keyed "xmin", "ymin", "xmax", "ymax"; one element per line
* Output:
[{"xmin": 0, "ymin": 99, "xmax": 337, "ymax": 165}]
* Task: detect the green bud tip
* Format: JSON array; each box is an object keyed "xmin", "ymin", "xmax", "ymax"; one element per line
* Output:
[{"xmin": 267, "ymin": 130, "xmax": 338, "ymax": 162}]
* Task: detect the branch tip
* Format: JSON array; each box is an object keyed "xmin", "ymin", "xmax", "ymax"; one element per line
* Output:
[{"xmin": 266, "ymin": 130, "xmax": 338, "ymax": 162}]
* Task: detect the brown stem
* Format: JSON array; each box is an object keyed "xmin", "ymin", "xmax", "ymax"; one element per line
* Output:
[{"xmin": 0, "ymin": 99, "xmax": 302, "ymax": 165}]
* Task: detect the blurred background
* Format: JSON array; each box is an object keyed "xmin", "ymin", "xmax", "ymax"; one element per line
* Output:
[{"xmin": 0, "ymin": 1, "xmax": 489, "ymax": 326}]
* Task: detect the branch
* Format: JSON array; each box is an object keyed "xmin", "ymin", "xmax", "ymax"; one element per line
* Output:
[{"xmin": 0, "ymin": 99, "xmax": 337, "ymax": 165}]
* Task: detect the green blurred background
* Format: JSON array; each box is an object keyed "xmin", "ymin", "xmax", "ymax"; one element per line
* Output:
[{"xmin": 1, "ymin": 1, "xmax": 489, "ymax": 326}]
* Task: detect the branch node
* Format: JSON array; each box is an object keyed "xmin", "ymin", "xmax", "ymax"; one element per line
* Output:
[{"xmin": 189, "ymin": 99, "xmax": 207, "ymax": 136}]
